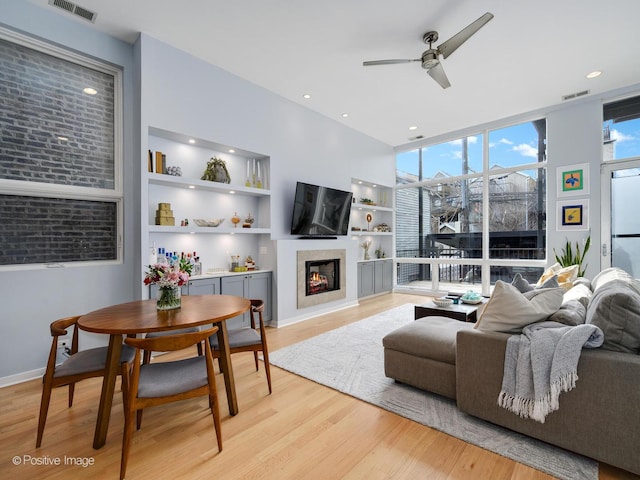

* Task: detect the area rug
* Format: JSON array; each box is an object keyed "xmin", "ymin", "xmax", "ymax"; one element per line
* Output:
[{"xmin": 269, "ymin": 304, "xmax": 598, "ymax": 480}]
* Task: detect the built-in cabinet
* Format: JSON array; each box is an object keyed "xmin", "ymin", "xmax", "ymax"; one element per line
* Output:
[
  {"xmin": 142, "ymin": 127, "xmax": 274, "ymax": 308},
  {"xmin": 221, "ymin": 271, "xmax": 272, "ymax": 328},
  {"xmin": 148, "ymin": 271, "xmax": 272, "ymax": 327},
  {"xmin": 351, "ymin": 178, "xmax": 394, "ymax": 297},
  {"xmin": 350, "ymin": 178, "xmax": 394, "ymax": 261},
  {"xmin": 358, "ymin": 259, "xmax": 393, "ymax": 298}
]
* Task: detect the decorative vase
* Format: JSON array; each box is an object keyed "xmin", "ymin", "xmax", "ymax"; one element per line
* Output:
[{"xmin": 156, "ymin": 285, "xmax": 181, "ymax": 310}]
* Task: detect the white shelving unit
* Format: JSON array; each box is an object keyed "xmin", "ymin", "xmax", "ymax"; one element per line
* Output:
[
  {"xmin": 141, "ymin": 127, "xmax": 273, "ymax": 297},
  {"xmin": 350, "ymin": 178, "xmax": 394, "ymax": 261}
]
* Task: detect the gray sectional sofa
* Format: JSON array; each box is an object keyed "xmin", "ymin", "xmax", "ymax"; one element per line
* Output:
[{"xmin": 382, "ymin": 268, "xmax": 640, "ymax": 475}]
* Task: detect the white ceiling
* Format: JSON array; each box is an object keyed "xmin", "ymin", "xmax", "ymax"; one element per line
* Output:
[{"xmin": 31, "ymin": 0, "xmax": 640, "ymax": 147}]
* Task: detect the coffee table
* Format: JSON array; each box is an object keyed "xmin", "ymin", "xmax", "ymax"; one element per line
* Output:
[{"xmin": 414, "ymin": 299, "xmax": 485, "ymax": 323}]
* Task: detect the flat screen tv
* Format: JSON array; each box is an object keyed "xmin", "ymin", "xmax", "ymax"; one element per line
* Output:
[{"xmin": 290, "ymin": 182, "xmax": 353, "ymax": 238}]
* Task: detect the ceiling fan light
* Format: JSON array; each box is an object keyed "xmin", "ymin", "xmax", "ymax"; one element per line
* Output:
[{"xmin": 421, "ymin": 51, "xmax": 439, "ymax": 69}]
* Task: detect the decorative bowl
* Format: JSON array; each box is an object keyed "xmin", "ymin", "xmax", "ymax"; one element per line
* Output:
[
  {"xmin": 461, "ymin": 298, "xmax": 483, "ymax": 305},
  {"xmin": 433, "ymin": 297, "xmax": 454, "ymax": 307},
  {"xmin": 193, "ymin": 218, "xmax": 224, "ymax": 227}
]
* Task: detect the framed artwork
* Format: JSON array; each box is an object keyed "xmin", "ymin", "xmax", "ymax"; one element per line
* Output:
[
  {"xmin": 557, "ymin": 163, "xmax": 589, "ymax": 196},
  {"xmin": 557, "ymin": 199, "xmax": 589, "ymax": 231}
]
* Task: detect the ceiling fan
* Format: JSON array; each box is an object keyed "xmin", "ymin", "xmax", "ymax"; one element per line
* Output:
[{"xmin": 363, "ymin": 12, "xmax": 494, "ymax": 89}]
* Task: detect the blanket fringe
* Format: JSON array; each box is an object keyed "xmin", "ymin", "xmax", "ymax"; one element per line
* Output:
[{"xmin": 498, "ymin": 372, "xmax": 578, "ymax": 424}]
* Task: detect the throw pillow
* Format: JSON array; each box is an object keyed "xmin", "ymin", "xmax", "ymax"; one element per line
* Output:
[
  {"xmin": 474, "ymin": 281, "xmax": 564, "ymax": 333},
  {"xmin": 537, "ymin": 263, "xmax": 578, "ymax": 291},
  {"xmin": 585, "ymin": 279, "xmax": 640, "ymax": 354},
  {"xmin": 548, "ymin": 299, "xmax": 587, "ymax": 326},
  {"xmin": 511, "ymin": 272, "xmax": 559, "ymax": 293}
]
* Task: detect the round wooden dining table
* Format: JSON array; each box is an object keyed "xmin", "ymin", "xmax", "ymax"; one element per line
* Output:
[{"xmin": 77, "ymin": 294, "xmax": 251, "ymax": 449}]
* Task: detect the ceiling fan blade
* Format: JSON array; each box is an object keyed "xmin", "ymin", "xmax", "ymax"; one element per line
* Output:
[
  {"xmin": 427, "ymin": 63, "xmax": 451, "ymax": 89},
  {"xmin": 363, "ymin": 59, "xmax": 420, "ymax": 66},
  {"xmin": 438, "ymin": 12, "xmax": 493, "ymax": 59}
]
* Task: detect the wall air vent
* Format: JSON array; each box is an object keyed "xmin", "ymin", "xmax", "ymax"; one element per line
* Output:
[
  {"xmin": 562, "ymin": 90, "xmax": 590, "ymax": 101},
  {"xmin": 48, "ymin": 0, "xmax": 97, "ymax": 23}
]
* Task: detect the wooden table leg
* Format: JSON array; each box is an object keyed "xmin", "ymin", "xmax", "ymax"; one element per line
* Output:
[
  {"xmin": 93, "ymin": 334, "xmax": 123, "ymax": 449},
  {"xmin": 216, "ymin": 321, "xmax": 238, "ymax": 416}
]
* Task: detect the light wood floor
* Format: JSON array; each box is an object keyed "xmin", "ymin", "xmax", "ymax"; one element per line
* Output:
[{"xmin": 0, "ymin": 293, "xmax": 637, "ymax": 480}]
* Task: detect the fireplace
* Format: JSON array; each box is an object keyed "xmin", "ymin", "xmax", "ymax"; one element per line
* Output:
[
  {"xmin": 306, "ymin": 258, "xmax": 340, "ymax": 296},
  {"xmin": 297, "ymin": 249, "xmax": 346, "ymax": 308}
]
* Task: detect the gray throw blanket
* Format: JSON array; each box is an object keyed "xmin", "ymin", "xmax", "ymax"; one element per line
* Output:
[{"xmin": 498, "ymin": 321, "xmax": 604, "ymax": 423}]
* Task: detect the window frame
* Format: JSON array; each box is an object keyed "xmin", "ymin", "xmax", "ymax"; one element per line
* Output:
[
  {"xmin": 395, "ymin": 120, "xmax": 548, "ymax": 295},
  {"xmin": 0, "ymin": 26, "xmax": 123, "ymax": 271}
]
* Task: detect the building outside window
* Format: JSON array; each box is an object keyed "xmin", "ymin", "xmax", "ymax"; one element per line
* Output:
[
  {"xmin": 0, "ymin": 28, "xmax": 122, "ymax": 268},
  {"xmin": 395, "ymin": 119, "xmax": 547, "ymax": 294}
]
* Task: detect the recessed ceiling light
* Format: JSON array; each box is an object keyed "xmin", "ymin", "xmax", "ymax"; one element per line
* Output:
[
  {"xmin": 409, "ymin": 126, "xmax": 418, "ymax": 131},
  {"xmin": 228, "ymin": 149, "xmax": 235, "ymax": 153},
  {"xmin": 586, "ymin": 71, "xmax": 602, "ymax": 79},
  {"xmin": 341, "ymin": 113, "xmax": 349, "ymax": 118},
  {"xmin": 303, "ymin": 94, "xmax": 311, "ymax": 99},
  {"xmin": 83, "ymin": 87, "xmax": 97, "ymax": 95},
  {"xmin": 229, "ymin": 191, "xmax": 236, "ymax": 194},
  {"xmin": 188, "ymin": 185, "xmax": 195, "ymax": 189},
  {"xmin": 188, "ymin": 139, "xmax": 195, "ymax": 144}
]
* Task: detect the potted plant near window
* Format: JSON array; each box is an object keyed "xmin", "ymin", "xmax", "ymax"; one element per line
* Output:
[{"xmin": 553, "ymin": 235, "xmax": 591, "ymax": 277}]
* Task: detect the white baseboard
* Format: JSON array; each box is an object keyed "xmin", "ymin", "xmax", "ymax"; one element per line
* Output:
[{"xmin": 0, "ymin": 367, "xmax": 43, "ymax": 388}]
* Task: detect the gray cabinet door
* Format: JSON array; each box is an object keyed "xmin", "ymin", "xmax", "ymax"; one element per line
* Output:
[
  {"xmin": 358, "ymin": 262, "xmax": 375, "ymax": 297},
  {"xmin": 380, "ymin": 259, "xmax": 393, "ymax": 292},
  {"xmin": 221, "ymin": 275, "xmax": 248, "ymax": 329},
  {"xmin": 221, "ymin": 272, "xmax": 273, "ymax": 328},
  {"xmin": 245, "ymin": 272, "xmax": 272, "ymax": 321},
  {"xmin": 188, "ymin": 277, "xmax": 220, "ymax": 295}
]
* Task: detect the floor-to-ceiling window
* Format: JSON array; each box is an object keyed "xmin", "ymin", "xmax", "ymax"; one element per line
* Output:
[{"xmin": 395, "ymin": 119, "xmax": 547, "ymax": 295}]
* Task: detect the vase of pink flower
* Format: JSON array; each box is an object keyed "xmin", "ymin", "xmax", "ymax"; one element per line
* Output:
[{"xmin": 144, "ymin": 257, "xmax": 192, "ymax": 310}]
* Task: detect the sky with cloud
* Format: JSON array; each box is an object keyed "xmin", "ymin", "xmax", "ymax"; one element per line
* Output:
[{"xmin": 397, "ymin": 117, "xmax": 640, "ymax": 180}]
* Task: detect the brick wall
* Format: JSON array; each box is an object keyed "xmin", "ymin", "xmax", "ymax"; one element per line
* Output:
[
  {"xmin": 0, "ymin": 36, "xmax": 119, "ymax": 265},
  {"xmin": 0, "ymin": 195, "xmax": 116, "ymax": 265},
  {"xmin": 0, "ymin": 37, "xmax": 115, "ymax": 188}
]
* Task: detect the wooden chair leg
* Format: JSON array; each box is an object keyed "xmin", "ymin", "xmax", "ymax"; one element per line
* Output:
[
  {"xmin": 120, "ymin": 402, "xmax": 136, "ymax": 480},
  {"xmin": 253, "ymin": 351, "xmax": 259, "ymax": 371},
  {"xmin": 263, "ymin": 347, "xmax": 272, "ymax": 395},
  {"xmin": 136, "ymin": 409, "xmax": 143, "ymax": 430},
  {"xmin": 36, "ymin": 382, "xmax": 53, "ymax": 448},
  {"xmin": 143, "ymin": 350, "xmax": 152, "ymax": 364},
  {"xmin": 68, "ymin": 383, "xmax": 75, "ymax": 407}
]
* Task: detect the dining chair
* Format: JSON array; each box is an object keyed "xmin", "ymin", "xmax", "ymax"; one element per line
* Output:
[
  {"xmin": 121, "ymin": 326, "xmax": 222, "ymax": 480},
  {"xmin": 209, "ymin": 299, "xmax": 272, "ymax": 394},
  {"xmin": 36, "ymin": 316, "xmax": 135, "ymax": 448},
  {"xmin": 142, "ymin": 327, "xmax": 202, "ymax": 364}
]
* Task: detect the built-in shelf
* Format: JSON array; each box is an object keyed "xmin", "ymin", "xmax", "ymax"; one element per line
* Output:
[
  {"xmin": 350, "ymin": 231, "xmax": 393, "ymax": 236},
  {"xmin": 148, "ymin": 225, "xmax": 270, "ymax": 234},
  {"xmin": 148, "ymin": 173, "xmax": 270, "ymax": 197},
  {"xmin": 351, "ymin": 202, "xmax": 393, "ymax": 212}
]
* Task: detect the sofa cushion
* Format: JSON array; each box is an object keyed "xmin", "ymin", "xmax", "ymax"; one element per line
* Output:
[
  {"xmin": 382, "ymin": 316, "xmax": 473, "ymax": 365},
  {"xmin": 591, "ymin": 267, "xmax": 640, "ymax": 294},
  {"xmin": 474, "ymin": 281, "xmax": 563, "ymax": 333},
  {"xmin": 548, "ymin": 299, "xmax": 587, "ymax": 326},
  {"xmin": 562, "ymin": 283, "xmax": 593, "ymax": 308},
  {"xmin": 511, "ymin": 272, "xmax": 559, "ymax": 293},
  {"xmin": 585, "ymin": 279, "xmax": 640, "ymax": 354}
]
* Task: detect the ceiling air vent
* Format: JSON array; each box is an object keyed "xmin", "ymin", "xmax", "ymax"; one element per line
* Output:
[
  {"xmin": 408, "ymin": 135, "xmax": 424, "ymax": 141},
  {"xmin": 562, "ymin": 90, "xmax": 590, "ymax": 101},
  {"xmin": 48, "ymin": 0, "xmax": 97, "ymax": 23}
]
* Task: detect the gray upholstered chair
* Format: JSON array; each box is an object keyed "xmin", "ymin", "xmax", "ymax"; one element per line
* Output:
[
  {"xmin": 120, "ymin": 326, "xmax": 222, "ymax": 480},
  {"xmin": 209, "ymin": 299, "xmax": 272, "ymax": 394},
  {"xmin": 36, "ymin": 316, "xmax": 135, "ymax": 448},
  {"xmin": 142, "ymin": 327, "xmax": 202, "ymax": 364}
]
